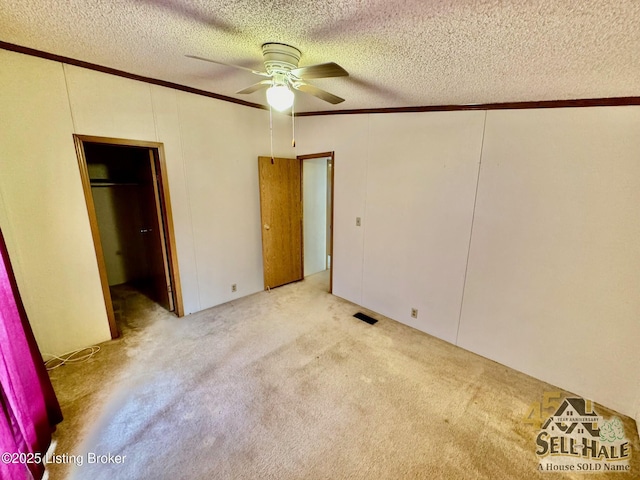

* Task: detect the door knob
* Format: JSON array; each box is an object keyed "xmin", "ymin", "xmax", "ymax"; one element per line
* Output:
[{"xmin": 264, "ymin": 224, "xmax": 270, "ymax": 230}]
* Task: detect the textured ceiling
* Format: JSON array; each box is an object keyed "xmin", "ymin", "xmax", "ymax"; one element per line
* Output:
[{"xmin": 1, "ymin": 0, "xmax": 639, "ymax": 112}]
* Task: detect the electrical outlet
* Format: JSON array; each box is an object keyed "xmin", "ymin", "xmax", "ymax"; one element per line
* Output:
[
  {"xmin": 411, "ymin": 308, "xmax": 418, "ymax": 319},
  {"xmin": 356, "ymin": 217, "xmax": 361, "ymax": 227},
  {"xmin": 231, "ymin": 284, "xmax": 237, "ymax": 292}
]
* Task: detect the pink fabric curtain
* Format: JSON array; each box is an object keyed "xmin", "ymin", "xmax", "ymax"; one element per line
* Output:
[{"xmin": 0, "ymin": 229, "xmax": 62, "ymax": 480}]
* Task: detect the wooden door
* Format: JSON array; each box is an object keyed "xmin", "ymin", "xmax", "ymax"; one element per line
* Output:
[
  {"xmin": 258, "ymin": 156, "xmax": 303, "ymax": 289},
  {"xmin": 140, "ymin": 151, "xmax": 174, "ymax": 311}
]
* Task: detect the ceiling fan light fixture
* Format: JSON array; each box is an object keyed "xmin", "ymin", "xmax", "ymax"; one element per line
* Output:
[
  {"xmin": 187, "ymin": 42, "xmax": 347, "ymax": 106},
  {"xmin": 266, "ymin": 84, "xmax": 294, "ymax": 111}
]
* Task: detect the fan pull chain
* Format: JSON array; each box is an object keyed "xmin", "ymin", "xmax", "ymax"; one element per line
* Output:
[
  {"xmin": 291, "ymin": 102, "xmax": 296, "ymax": 148},
  {"xmin": 269, "ymin": 103, "xmax": 274, "ymax": 164}
]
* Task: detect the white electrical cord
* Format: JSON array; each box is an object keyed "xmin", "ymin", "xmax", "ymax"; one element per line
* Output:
[
  {"xmin": 44, "ymin": 346, "xmax": 101, "ymax": 371},
  {"xmin": 269, "ymin": 103, "xmax": 274, "ymax": 162},
  {"xmin": 291, "ymin": 101, "xmax": 296, "ymax": 148}
]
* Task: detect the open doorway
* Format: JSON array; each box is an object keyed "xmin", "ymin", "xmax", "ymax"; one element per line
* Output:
[
  {"xmin": 75, "ymin": 135, "xmax": 183, "ymax": 338},
  {"xmin": 257, "ymin": 152, "xmax": 334, "ymax": 294},
  {"xmin": 300, "ymin": 152, "xmax": 334, "ymax": 293}
]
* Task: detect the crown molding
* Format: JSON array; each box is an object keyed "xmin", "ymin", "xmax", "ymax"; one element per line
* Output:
[
  {"xmin": 3, "ymin": 41, "xmax": 639, "ymax": 116},
  {"xmin": 0, "ymin": 41, "xmax": 267, "ymax": 111},
  {"xmin": 295, "ymin": 97, "xmax": 640, "ymax": 116}
]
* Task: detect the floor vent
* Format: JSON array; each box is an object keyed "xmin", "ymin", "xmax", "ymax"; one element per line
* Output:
[{"xmin": 353, "ymin": 312, "xmax": 378, "ymax": 325}]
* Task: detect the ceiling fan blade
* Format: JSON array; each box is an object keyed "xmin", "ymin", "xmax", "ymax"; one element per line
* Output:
[
  {"xmin": 185, "ymin": 55, "xmax": 269, "ymax": 77},
  {"xmin": 290, "ymin": 62, "xmax": 348, "ymax": 79},
  {"xmin": 236, "ymin": 80, "xmax": 272, "ymax": 94},
  {"xmin": 293, "ymin": 82, "xmax": 345, "ymax": 104}
]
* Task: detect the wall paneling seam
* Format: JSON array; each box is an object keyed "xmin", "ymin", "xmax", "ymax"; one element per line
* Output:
[
  {"xmin": 359, "ymin": 114, "xmax": 372, "ymax": 305},
  {"xmin": 175, "ymin": 92, "xmax": 202, "ymax": 312},
  {"xmin": 455, "ymin": 110, "xmax": 487, "ymax": 345},
  {"xmin": 149, "ymin": 85, "xmax": 160, "ymax": 143},
  {"xmin": 62, "ymin": 64, "xmax": 78, "ymax": 133}
]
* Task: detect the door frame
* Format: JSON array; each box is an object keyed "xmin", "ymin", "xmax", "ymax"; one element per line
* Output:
[
  {"xmin": 297, "ymin": 151, "xmax": 335, "ymax": 294},
  {"xmin": 74, "ymin": 135, "xmax": 184, "ymax": 339}
]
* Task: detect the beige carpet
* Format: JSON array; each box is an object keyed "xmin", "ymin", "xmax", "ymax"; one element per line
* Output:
[{"xmin": 46, "ymin": 271, "xmax": 639, "ymax": 479}]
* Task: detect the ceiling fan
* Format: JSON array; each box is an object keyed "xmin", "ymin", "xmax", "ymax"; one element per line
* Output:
[{"xmin": 187, "ymin": 43, "xmax": 348, "ymax": 110}]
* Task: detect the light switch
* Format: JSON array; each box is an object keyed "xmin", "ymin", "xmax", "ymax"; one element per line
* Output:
[{"xmin": 356, "ymin": 217, "xmax": 361, "ymax": 227}]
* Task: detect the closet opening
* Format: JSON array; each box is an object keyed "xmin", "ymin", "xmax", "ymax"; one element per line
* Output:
[{"xmin": 75, "ymin": 135, "xmax": 183, "ymax": 338}]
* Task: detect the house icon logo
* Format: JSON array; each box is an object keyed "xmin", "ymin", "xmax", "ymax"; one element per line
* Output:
[{"xmin": 535, "ymin": 397, "xmax": 631, "ymax": 473}]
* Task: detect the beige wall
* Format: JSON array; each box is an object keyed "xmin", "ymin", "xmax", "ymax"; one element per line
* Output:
[
  {"xmin": 0, "ymin": 51, "xmax": 293, "ymax": 356},
  {"xmin": 296, "ymin": 115, "xmax": 370, "ymax": 302},
  {"xmin": 0, "ymin": 51, "xmax": 111, "ymax": 356},
  {"xmin": 458, "ymin": 107, "xmax": 640, "ymax": 417},
  {"xmin": 362, "ymin": 112, "xmax": 484, "ymax": 343},
  {"xmin": 297, "ymin": 106, "xmax": 640, "ymax": 417},
  {"xmin": 297, "ymin": 111, "xmax": 485, "ymax": 343}
]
